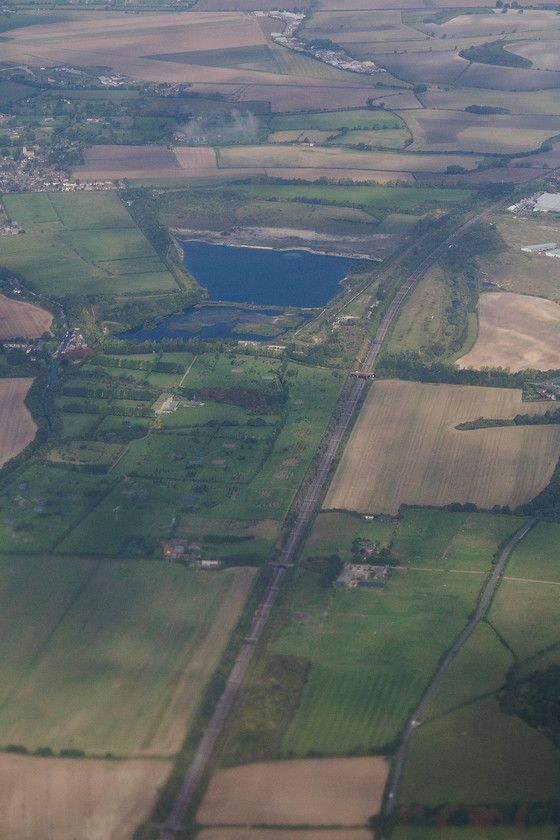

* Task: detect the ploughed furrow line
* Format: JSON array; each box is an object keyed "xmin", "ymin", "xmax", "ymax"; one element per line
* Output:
[{"xmin": 159, "ymin": 200, "xmax": 505, "ymax": 839}]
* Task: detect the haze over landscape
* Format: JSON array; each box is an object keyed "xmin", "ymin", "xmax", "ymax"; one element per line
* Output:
[{"xmin": 1, "ymin": 0, "xmax": 560, "ymax": 837}]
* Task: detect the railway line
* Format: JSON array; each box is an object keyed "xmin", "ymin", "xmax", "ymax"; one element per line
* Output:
[{"xmin": 159, "ymin": 198, "xmax": 504, "ymax": 839}]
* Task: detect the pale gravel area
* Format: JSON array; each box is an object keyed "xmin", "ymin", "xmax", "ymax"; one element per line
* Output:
[
  {"xmin": 172, "ymin": 225, "xmax": 388, "ymax": 259},
  {"xmin": 197, "ymin": 757, "xmax": 388, "ymax": 826},
  {"xmin": 457, "ymin": 292, "xmax": 560, "ymax": 372}
]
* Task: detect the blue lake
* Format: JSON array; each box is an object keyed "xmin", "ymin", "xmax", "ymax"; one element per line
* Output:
[
  {"xmin": 179, "ymin": 240, "xmax": 359, "ymax": 308},
  {"xmin": 119, "ymin": 240, "xmax": 361, "ymax": 343}
]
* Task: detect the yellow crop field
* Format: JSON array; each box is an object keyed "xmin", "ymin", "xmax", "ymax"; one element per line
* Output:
[
  {"xmin": 324, "ymin": 380, "xmax": 560, "ymax": 515},
  {"xmin": 0, "ymin": 379, "xmax": 36, "ymax": 468}
]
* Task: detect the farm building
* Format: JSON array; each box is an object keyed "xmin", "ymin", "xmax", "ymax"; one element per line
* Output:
[
  {"xmin": 521, "ymin": 242, "xmax": 558, "ymax": 254},
  {"xmin": 336, "ymin": 563, "xmax": 388, "ymax": 588},
  {"xmin": 534, "ymin": 193, "xmax": 560, "ymax": 213}
]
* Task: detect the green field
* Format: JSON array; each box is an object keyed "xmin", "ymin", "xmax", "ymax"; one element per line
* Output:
[
  {"xmin": 0, "ymin": 555, "xmax": 253, "ymax": 755},
  {"xmin": 44, "ymin": 349, "xmax": 343, "ymax": 558},
  {"xmin": 401, "ymin": 519, "xmax": 560, "ymax": 806},
  {"xmin": 273, "ymin": 570, "xmax": 483, "ymax": 755},
  {"xmin": 390, "ymin": 509, "xmax": 521, "ymax": 571},
  {"xmin": 270, "ymin": 109, "xmax": 407, "ymax": 132},
  {"xmin": 0, "ymin": 192, "xmax": 180, "ymax": 298},
  {"xmin": 402, "ymin": 697, "xmax": 560, "ymax": 803},
  {"xmin": 393, "ymin": 828, "xmax": 557, "ymax": 840}
]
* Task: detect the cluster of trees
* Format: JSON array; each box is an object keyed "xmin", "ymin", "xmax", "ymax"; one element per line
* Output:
[
  {"xmin": 500, "ymin": 666, "xmax": 560, "ymax": 747},
  {"xmin": 396, "ymin": 800, "xmax": 560, "ymax": 828},
  {"xmin": 457, "ymin": 407, "xmax": 560, "ymax": 430},
  {"xmin": 460, "ymin": 41, "xmax": 532, "ymax": 68},
  {"xmin": 61, "ymin": 384, "xmax": 157, "ymax": 402}
]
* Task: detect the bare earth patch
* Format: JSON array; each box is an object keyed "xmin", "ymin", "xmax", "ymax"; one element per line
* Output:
[
  {"xmin": 0, "ymin": 753, "xmax": 169, "ymax": 840},
  {"xmin": 197, "ymin": 757, "xmax": 388, "ymax": 826},
  {"xmin": 325, "ymin": 380, "xmax": 560, "ymax": 515},
  {"xmin": 0, "ymin": 379, "xmax": 36, "ymax": 467},
  {"xmin": 0, "ymin": 294, "xmax": 52, "ymax": 339},
  {"xmin": 457, "ymin": 292, "xmax": 560, "ymax": 372}
]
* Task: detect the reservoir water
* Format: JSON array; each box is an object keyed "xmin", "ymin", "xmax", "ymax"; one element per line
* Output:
[
  {"xmin": 179, "ymin": 240, "xmax": 359, "ymax": 308},
  {"xmin": 119, "ymin": 240, "xmax": 361, "ymax": 343}
]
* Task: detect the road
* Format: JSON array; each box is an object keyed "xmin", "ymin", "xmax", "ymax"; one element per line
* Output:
[
  {"xmin": 382, "ymin": 516, "xmax": 538, "ymax": 826},
  {"xmin": 158, "ymin": 198, "xmax": 506, "ymax": 839}
]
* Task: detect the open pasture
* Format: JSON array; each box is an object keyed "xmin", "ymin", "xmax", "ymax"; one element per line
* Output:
[
  {"xmin": 0, "ymin": 294, "xmax": 52, "ymax": 339},
  {"xmin": 0, "ymin": 465, "xmax": 112, "ymax": 552},
  {"xmin": 457, "ymin": 292, "xmax": 560, "ymax": 372},
  {"xmin": 402, "ymin": 697, "xmax": 560, "ymax": 803},
  {"xmin": 270, "ymin": 109, "xmax": 406, "ymax": 132},
  {"xmin": 507, "ymin": 39, "xmax": 560, "ymax": 71},
  {"xmin": 236, "ymin": 183, "xmax": 470, "ymax": 214},
  {"xmin": 197, "ymin": 757, "xmax": 388, "ymax": 826},
  {"xmin": 400, "ymin": 109, "xmax": 558, "ymax": 153},
  {"xmin": 274, "ymin": 569, "xmax": 483, "ymax": 755},
  {"xmin": 461, "ymin": 62, "xmax": 560, "ymax": 90},
  {"xmin": 47, "ymin": 191, "xmax": 135, "ymax": 230},
  {"xmin": 0, "ymin": 379, "xmax": 36, "ymax": 468},
  {"xmin": 490, "ymin": 578, "xmax": 560, "ymax": 661},
  {"xmin": 0, "ymin": 191, "xmax": 179, "ymax": 298},
  {"xmin": 324, "ymin": 380, "xmax": 560, "ymax": 515},
  {"xmin": 301, "ymin": 510, "xmax": 396, "ymax": 562},
  {"xmin": 419, "ymin": 84, "xmax": 560, "ymax": 115},
  {"xmin": 391, "ymin": 508, "xmax": 522, "ymax": 572},
  {"xmin": 218, "ymin": 144, "xmax": 482, "ymax": 172},
  {"xmin": 0, "ymin": 753, "xmax": 170, "ymax": 840},
  {"xmin": 416, "ymin": 9, "xmax": 560, "ymax": 39},
  {"xmin": 0, "ymin": 554, "xmax": 254, "ymax": 755},
  {"xmin": 371, "ymin": 51, "xmax": 469, "ymax": 84},
  {"xmin": 422, "ymin": 622, "xmax": 514, "ymax": 720},
  {"xmin": 504, "ymin": 521, "xmax": 560, "ymax": 583}
]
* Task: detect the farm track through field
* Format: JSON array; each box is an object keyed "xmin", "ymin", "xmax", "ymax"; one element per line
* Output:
[
  {"xmin": 381, "ymin": 516, "xmax": 538, "ymax": 831},
  {"xmin": 158, "ymin": 196, "xmax": 508, "ymax": 839}
]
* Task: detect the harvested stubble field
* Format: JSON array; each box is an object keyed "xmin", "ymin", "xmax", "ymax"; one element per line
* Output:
[
  {"xmin": 324, "ymin": 380, "xmax": 560, "ymax": 515},
  {"xmin": 400, "ymin": 109, "xmax": 559, "ymax": 154},
  {"xmin": 0, "ymin": 294, "xmax": 52, "ymax": 339},
  {"xmin": 197, "ymin": 758, "xmax": 388, "ymax": 826},
  {"xmin": 0, "ymin": 379, "xmax": 36, "ymax": 467},
  {"xmin": 0, "ymin": 753, "xmax": 170, "ymax": 840},
  {"xmin": 218, "ymin": 145, "xmax": 482, "ymax": 172},
  {"xmin": 73, "ymin": 145, "xmax": 219, "ymax": 180},
  {"xmin": 457, "ymin": 292, "xmax": 560, "ymax": 372},
  {"xmin": 419, "ymin": 85, "xmax": 560, "ymax": 115}
]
